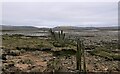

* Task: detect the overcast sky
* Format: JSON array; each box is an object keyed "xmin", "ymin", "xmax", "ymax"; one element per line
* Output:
[{"xmin": 2, "ymin": 2, "xmax": 118, "ymax": 28}]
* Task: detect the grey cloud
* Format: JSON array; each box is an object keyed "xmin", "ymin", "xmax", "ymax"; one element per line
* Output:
[{"xmin": 2, "ymin": 2, "xmax": 118, "ymax": 27}]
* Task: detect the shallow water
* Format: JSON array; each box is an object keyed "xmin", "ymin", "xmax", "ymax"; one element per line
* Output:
[{"xmin": 1, "ymin": 31, "xmax": 49, "ymax": 36}]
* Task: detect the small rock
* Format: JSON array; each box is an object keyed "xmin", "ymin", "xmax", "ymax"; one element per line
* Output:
[
  {"xmin": 104, "ymin": 68, "xmax": 108, "ymax": 71},
  {"xmin": 9, "ymin": 50, "xmax": 21, "ymax": 56},
  {"xmin": 15, "ymin": 64, "xmax": 29, "ymax": 70}
]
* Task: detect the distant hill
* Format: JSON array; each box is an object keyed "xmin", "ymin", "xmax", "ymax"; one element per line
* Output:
[
  {"xmin": 96, "ymin": 26, "xmax": 118, "ymax": 31},
  {"xmin": 53, "ymin": 26, "xmax": 98, "ymax": 31},
  {"xmin": 38, "ymin": 28, "xmax": 50, "ymax": 31},
  {"xmin": 53, "ymin": 26, "xmax": 81, "ymax": 31},
  {"xmin": 53, "ymin": 26, "xmax": 118, "ymax": 31},
  {"xmin": 0, "ymin": 25, "xmax": 118, "ymax": 31},
  {"xmin": 0, "ymin": 25, "xmax": 39, "ymax": 31}
]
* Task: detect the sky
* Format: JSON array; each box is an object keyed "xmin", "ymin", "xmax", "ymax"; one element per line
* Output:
[{"xmin": 1, "ymin": 1, "xmax": 119, "ymax": 28}]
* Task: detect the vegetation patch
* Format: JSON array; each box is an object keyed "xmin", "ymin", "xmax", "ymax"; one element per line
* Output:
[
  {"xmin": 90, "ymin": 48, "xmax": 120, "ymax": 61},
  {"xmin": 52, "ymin": 49, "xmax": 76, "ymax": 57},
  {"xmin": 2, "ymin": 34, "xmax": 54, "ymax": 50}
]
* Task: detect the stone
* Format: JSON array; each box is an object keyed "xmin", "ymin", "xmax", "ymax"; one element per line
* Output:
[{"xmin": 15, "ymin": 64, "xmax": 29, "ymax": 70}]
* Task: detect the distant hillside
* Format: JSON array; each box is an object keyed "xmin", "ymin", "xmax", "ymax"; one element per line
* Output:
[
  {"xmin": 96, "ymin": 26, "xmax": 118, "ymax": 31},
  {"xmin": 38, "ymin": 28, "xmax": 50, "ymax": 31},
  {"xmin": 0, "ymin": 25, "xmax": 39, "ymax": 31},
  {"xmin": 53, "ymin": 26, "xmax": 118, "ymax": 31},
  {"xmin": 53, "ymin": 26, "xmax": 99, "ymax": 31},
  {"xmin": 53, "ymin": 26, "xmax": 80, "ymax": 31},
  {"xmin": 0, "ymin": 25, "xmax": 118, "ymax": 31}
]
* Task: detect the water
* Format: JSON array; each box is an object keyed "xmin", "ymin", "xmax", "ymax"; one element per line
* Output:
[{"xmin": 1, "ymin": 31, "xmax": 49, "ymax": 36}]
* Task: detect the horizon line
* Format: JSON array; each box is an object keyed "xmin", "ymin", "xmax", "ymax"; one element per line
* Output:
[{"xmin": 0, "ymin": 24, "xmax": 119, "ymax": 28}]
